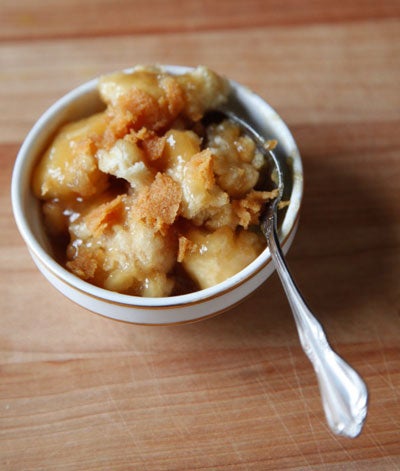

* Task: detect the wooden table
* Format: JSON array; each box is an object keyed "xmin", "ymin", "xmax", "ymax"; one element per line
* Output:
[{"xmin": 1, "ymin": 1, "xmax": 399, "ymax": 469}]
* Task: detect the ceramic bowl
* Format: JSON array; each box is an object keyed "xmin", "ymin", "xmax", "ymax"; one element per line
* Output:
[{"xmin": 11, "ymin": 65, "xmax": 303, "ymax": 325}]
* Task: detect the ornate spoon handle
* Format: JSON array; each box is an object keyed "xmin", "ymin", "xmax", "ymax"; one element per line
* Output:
[{"xmin": 262, "ymin": 207, "xmax": 368, "ymax": 438}]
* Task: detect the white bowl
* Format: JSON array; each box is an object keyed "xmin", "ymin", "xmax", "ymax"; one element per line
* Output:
[{"xmin": 11, "ymin": 65, "xmax": 303, "ymax": 325}]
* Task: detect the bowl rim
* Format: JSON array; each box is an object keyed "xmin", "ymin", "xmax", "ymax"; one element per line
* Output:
[{"xmin": 11, "ymin": 64, "xmax": 303, "ymax": 309}]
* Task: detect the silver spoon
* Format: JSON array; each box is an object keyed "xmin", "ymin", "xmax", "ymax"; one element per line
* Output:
[{"xmin": 205, "ymin": 109, "xmax": 368, "ymax": 438}]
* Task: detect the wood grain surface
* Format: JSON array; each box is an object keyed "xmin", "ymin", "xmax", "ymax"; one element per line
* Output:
[{"xmin": 1, "ymin": 1, "xmax": 399, "ymax": 469}]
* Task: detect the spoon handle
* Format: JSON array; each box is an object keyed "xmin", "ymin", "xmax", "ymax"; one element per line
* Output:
[{"xmin": 263, "ymin": 211, "xmax": 368, "ymax": 438}]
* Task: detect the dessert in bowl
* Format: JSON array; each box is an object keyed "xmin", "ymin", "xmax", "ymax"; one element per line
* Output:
[{"xmin": 11, "ymin": 65, "xmax": 303, "ymax": 324}]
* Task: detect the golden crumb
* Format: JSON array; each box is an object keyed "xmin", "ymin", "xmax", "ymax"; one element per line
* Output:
[
  {"xmin": 135, "ymin": 128, "xmax": 166, "ymax": 161},
  {"xmin": 177, "ymin": 236, "xmax": 197, "ymax": 263},
  {"xmin": 133, "ymin": 173, "xmax": 182, "ymax": 234},
  {"xmin": 264, "ymin": 139, "xmax": 278, "ymax": 151},
  {"xmin": 233, "ymin": 189, "xmax": 279, "ymax": 229},
  {"xmin": 66, "ymin": 245, "xmax": 100, "ymax": 281},
  {"xmin": 84, "ymin": 195, "xmax": 125, "ymax": 238}
]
